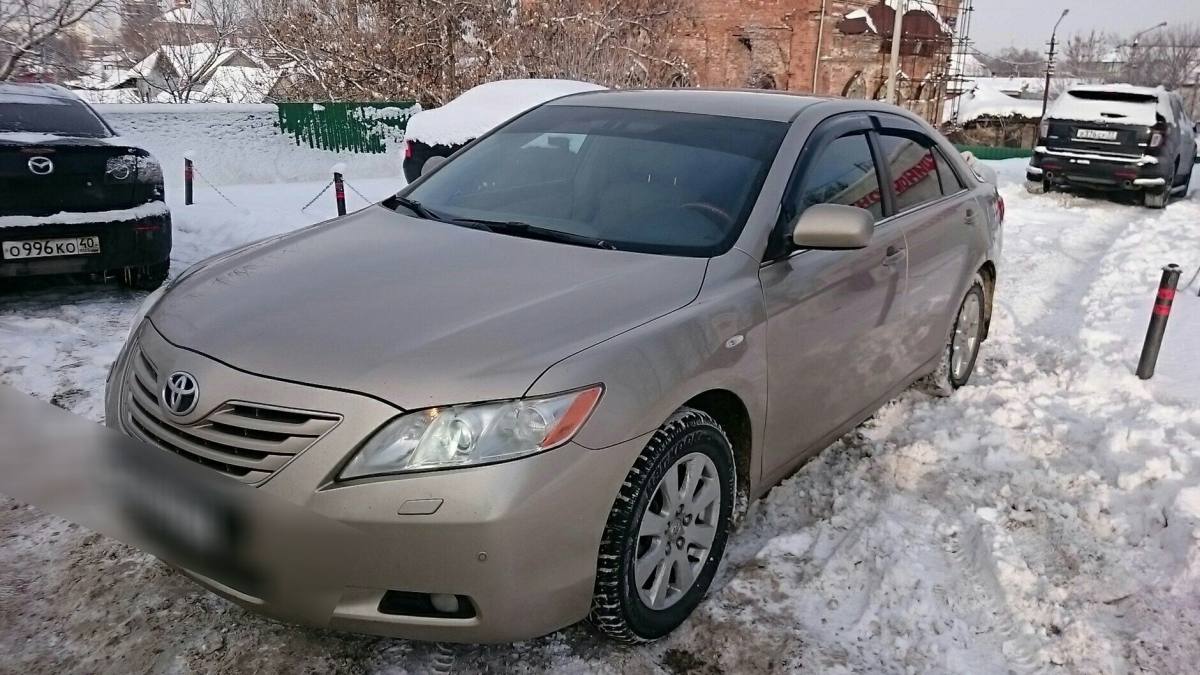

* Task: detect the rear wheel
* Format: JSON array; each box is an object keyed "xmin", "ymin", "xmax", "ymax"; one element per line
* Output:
[
  {"xmin": 919, "ymin": 279, "xmax": 987, "ymax": 396},
  {"xmin": 1145, "ymin": 165, "xmax": 1175, "ymax": 209},
  {"xmin": 118, "ymin": 260, "xmax": 169, "ymax": 290},
  {"xmin": 589, "ymin": 408, "xmax": 735, "ymax": 643}
]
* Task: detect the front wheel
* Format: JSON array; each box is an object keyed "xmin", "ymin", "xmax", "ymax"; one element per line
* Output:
[
  {"xmin": 919, "ymin": 279, "xmax": 987, "ymax": 396},
  {"xmin": 589, "ymin": 408, "xmax": 735, "ymax": 643}
]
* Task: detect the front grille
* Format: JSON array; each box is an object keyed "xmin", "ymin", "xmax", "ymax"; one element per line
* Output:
[{"xmin": 123, "ymin": 346, "xmax": 340, "ymax": 484}]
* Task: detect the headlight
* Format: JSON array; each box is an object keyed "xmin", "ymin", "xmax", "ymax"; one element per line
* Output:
[
  {"xmin": 126, "ymin": 285, "xmax": 166, "ymax": 343},
  {"xmin": 339, "ymin": 385, "xmax": 603, "ymax": 479},
  {"xmin": 106, "ymin": 155, "xmax": 162, "ymax": 183}
]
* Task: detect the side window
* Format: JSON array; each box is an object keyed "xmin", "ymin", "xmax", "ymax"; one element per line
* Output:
[
  {"xmin": 877, "ymin": 132, "xmax": 943, "ymax": 212},
  {"xmin": 933, "ymin": 147, "xmax": 965, "ymax": 194},
  {"xmin": 791, "ymin": 133, "xmax": 884, "ymax": 222}
]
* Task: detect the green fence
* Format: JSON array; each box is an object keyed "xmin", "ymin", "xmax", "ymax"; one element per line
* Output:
[
  {"xmin": 276, "ymin": 102, "xmax": 419, "ymax": 154},
  {"xmin": 954, "ymin": 145, "xmax": 1033, "ymax": 160}
]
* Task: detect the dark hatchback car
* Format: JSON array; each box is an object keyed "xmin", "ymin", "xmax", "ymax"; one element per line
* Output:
[
  {"xmin": 1027, "ymin": 84, "xmax": 1198, "ymax": 208},
  {"xmin": 0, "ymin": 83, "xmax": 171, "ymax": 289}
]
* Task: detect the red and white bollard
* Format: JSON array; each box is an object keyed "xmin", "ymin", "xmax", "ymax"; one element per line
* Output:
[
  {"xmin": 1136, "ymin": 264, "xmax": 1182, "ymax": 380},
  {"xmin": 332, "ymin": 163, "xmax": 347, "ymax": 216},
  {"xmin": 184, "ymin": 156, "xmax": 194, "ymax": 206}
]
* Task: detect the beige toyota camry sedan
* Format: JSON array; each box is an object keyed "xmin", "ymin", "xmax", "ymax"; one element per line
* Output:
[{"xmin": 105, "ymin": 89, "xmax": 1003, "ymax": 643}]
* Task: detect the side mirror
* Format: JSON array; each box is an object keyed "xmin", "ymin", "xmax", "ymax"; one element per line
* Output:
[
  {"xmin": 421, "ymin": 155, "xmax": 447, "ymax": 176},
  {"xmin": 792, "ymin": 204, "xmax": 874, "ymax": 249}
]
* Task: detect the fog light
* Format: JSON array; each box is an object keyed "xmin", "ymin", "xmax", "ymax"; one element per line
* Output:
[{"xmin": 430, "ymin": 593, "xmax": 460, "ymax": 614}]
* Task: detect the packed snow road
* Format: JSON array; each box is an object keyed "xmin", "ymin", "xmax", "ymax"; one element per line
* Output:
[{"xmin": 1, "ymin": 163, "xmax": 1198, "ymax": 673}]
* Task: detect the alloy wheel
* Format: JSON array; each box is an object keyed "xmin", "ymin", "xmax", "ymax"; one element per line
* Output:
[
  {"xmin": 634, "ymin": 452, "xmax": 721, "ymax": 611},
  {"xmin": 951, "ymin": 292, "xmax": 983, "ymax": 382}
]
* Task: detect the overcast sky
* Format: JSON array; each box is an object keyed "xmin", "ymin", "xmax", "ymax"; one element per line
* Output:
[{"xmin": 970, "ymin": 0, "xmax": 1200, "ymax": 52}]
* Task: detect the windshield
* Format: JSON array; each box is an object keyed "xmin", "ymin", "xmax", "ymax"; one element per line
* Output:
[
  {"xmin": 0, "ymin": 99, "xmax": 111, "ymax": 137},
  {"xmin": 400, "ymin": 105, "xmax": 788, "ymax": 256}
]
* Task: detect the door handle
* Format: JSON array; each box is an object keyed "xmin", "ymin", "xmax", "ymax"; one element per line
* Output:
[
  {"xmin": 965, "ymin": 208, "xmax": 976, "ymax": 225},
  {"xmin": 882, "ymin": 245, "xmax": 906, "ymax": 266}
]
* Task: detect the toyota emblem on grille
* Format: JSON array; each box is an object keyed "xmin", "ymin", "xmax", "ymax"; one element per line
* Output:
[
  {"xmin": 27, "ymin": 156, "xmax": 54, "ymax": 175},
  {"xmin": 162, "ymin": 371, "xmax": 199, "ymax": 416}
]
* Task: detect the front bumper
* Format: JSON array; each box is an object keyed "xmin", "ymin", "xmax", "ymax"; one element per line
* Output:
[
  {"xmin": 0, "ymin": 209, "xmax": 171, "ymax": 279},
  {"xmin": 105, "ymin": 323, "xmax": 645, "ymax": 642},
  {"xmin": 1028, "ymin": 147, "xmax": 1166, "ymax": 191}
]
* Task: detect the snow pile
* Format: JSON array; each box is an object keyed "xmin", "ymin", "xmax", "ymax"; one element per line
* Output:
[
  {"xmin": 93, "ymin": 105, "xmax": 404, "ymax": 189},
  {"xmin": 950, "ymin": 83, "xmax": 1044, "ymax": 124},
  {"xmin": 403, "ymin": 79, "xmax": 605, "ymax": 146},
  {"xmin": 1047, "ymin": 85, "xmax": 1167, "ymax": 126}
]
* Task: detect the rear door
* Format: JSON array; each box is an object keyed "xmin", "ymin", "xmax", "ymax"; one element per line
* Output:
[
  {"xmin": 759, "ymin": 114, "xmax": 910, "ymax": 480},
  {"xmin": 871, "ymin": 115, "xmax": 976, "ymax": 379}
]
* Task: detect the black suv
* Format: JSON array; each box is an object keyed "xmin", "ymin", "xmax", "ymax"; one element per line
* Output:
[
  {"xmin": 1, "ymin": 83, "xmax": 170, "ymax": 288},
  {"xmin": 1027, "ymin": 84, "xmax": 1198, "ymax": 208}
]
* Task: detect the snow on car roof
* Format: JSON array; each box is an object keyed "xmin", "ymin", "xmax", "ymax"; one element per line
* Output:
[
  {"xmin": 403, "ymin": 79, "xmax": 606, "ymax": 146},
  {"xmin": 1048, "ymin": 84, "xmax": 1170, "ymax": 126}
]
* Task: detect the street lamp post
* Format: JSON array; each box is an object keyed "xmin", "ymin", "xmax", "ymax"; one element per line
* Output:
[
  {"xmin": 1040, "ymin": 9, "xmax": 1070, "ymax": 123},
  {"xmin": 1127, "ymin": 21, "xmax": 1168, "ymax": 83},
  {"xmin": 886, "ymin": 0, "xmax": 906, "ymax": 104}
]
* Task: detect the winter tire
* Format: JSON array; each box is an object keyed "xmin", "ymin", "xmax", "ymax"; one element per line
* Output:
[
  {"xmin": 589, "ymin": 407, "xmax": 735, "ymax": 643},
  {"xmin": 119, "ymin": 260, "xmax": 170, "ymax": 290},
  {"xmin": 1144, "ymin": 165, "xmax": 1174, "ymax": 209},
  {"xmin": 919, "ymin": 278, "xmax": 987, "ymax": 396},
  {"xmin": 1024, "ymin": 179, "xmax": 1047, "ymax": 194}
]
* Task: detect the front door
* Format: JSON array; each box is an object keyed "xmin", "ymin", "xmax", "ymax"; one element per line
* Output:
[{"xmin": 759, "ymin": 121, "xmax": 909, "ymax": 481}]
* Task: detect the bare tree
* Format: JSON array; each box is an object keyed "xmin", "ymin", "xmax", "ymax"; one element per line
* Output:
[
  {"xmin": 1059, "ymin": 30, "xmax": 1116, "ymax": 81},
  {"xmin": 0, "ymin": 0, "xmax": 107, "ymax": 80},
  {"xmin": 514, "ymin": 0, "xmax": 692, "ymax": 88},
  {"xmin": 122, "ymin": 0, "xmax": 248, "ymax": 102},
  {"xmin": 1126, "ymin": 24, "xmax": 1200, "ymax": 90},
  {"xmin": 251, "ymin": 0, "xmax": 692, "ymax": 105},
  {"xmin": 977, "ymin": 47, "xmax": 1045, "ymax": 78}
]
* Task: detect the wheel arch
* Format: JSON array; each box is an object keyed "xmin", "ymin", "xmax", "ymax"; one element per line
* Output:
[
  {"xmin": 681, "ymin": 389, "xmax": 752, "ymax": 508},
  {"xmin": 977, "ymin": 260, "xmax": 997, "ymax": 340}
]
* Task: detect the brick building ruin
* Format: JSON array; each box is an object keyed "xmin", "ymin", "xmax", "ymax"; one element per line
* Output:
[{"xmin": 676, "ymin": 0, "xmax": 965, "ymax": 124}]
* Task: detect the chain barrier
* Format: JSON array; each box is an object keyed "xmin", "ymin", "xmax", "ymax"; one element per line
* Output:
[
  {"xmin": 191, "ymin": 166, "xmax": 242, "ymax": 208},
  {"xmin": 344, "ymin": 181, "xmax": 374, "ymax": 205},
  {"xmin": 300, "ymin": 180, "xmax": 335, "ymax": 213}
]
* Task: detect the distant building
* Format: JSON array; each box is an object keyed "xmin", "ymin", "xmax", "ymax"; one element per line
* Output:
[{"xmin": 675, "ymin": 0, "xmax": 962, "ymax": 123}]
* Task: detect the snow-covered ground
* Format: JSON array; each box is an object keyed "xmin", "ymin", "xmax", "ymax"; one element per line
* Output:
[{"xmin": 1, "ymin": 161, "xmax": 1199, "ymax": 673}]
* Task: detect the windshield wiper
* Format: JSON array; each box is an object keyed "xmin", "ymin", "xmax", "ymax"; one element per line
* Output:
[
  {"xmin": 392, "ymin": 196, "xmax": 447, "ymax": 222},
  {"xmin": 450, "ymin": 218, "xmax": 617, "ymax": 250}
]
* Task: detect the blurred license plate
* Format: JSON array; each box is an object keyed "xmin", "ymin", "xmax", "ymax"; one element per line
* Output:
[
  {"xmin": 1075, "ymin": 129, "xmax": 1117, "ymax": 141},
  {"xmin": 2, "ymin": 236, "xmax": 101, "ymax": 259}
]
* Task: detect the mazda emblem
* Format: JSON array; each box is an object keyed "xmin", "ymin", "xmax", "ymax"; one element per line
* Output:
[
  {"xmin": 162, "ymin": 371, "xmax": 199, "ymax": 416},
  {"xmin": 27, "ymin": 156, "xmax": 54, "ymax": 175}
]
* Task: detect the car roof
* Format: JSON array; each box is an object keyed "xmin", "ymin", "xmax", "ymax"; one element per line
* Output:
[
  {"xmin": 0, "ymin": 82, "xmax": 80, "ymax": 104},
  {"xmin": 546, "ymin": 88, "xmax": 930, "ymax": 125},
  {"xmin": 545, "ymin": 88, "xmax": 831, "ymax": 122}
]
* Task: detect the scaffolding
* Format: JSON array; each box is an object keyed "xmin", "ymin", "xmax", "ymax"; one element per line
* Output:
[{"xmin": 870, "ymin": 0, "xmax": 974, "ymax": 126}]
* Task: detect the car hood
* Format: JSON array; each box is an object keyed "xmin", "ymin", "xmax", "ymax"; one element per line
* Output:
[{"xmin": 150, "ymin": 206, "xmax": 707, "ymax": 410}]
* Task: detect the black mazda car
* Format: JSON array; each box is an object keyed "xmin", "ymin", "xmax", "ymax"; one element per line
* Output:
[{"xmin": 0, "ymin": 83, "xmax": 170, "ymax": 289}]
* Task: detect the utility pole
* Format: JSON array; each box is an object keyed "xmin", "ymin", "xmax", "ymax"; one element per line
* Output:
[
  {"xmin": 1040, "ymin": 9, "xmax": 1070, "ymax": 123},
  {"xmin": 886, "ymin": 0, "xmax": 906, "ymax": 104},
  {"xmin": 1126, "ymin": 21, "xmax": 1167, "ymax": 84}
]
